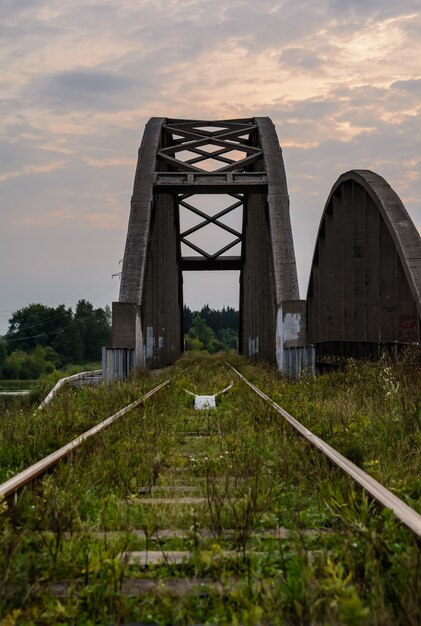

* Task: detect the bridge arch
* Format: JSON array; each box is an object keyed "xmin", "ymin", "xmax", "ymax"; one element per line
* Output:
[
  {"xmin": 307, "ymin": 170, "xmax": 421, "ymax": 348},
  {"xmin": 112, "ymin": 117, "xmax": 300, "ymax": 369}
]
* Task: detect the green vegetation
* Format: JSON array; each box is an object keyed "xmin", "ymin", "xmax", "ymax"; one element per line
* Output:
[
  {"xmin": 0, "ymin": 353, "xmax": 420, "ymax": 625},
  {"xmin": 0, "ymin": 302, "xmax": 239, "ymax": 383},
  {"xmin": 183, "ymin": 304, "xmax": 238, "ymax": 334},
  {"xmin": 183, "ymin": 305, "xmax": 238, "ymax": 353},
  {"xmin": 0, "ymin": 300, "xmax": 111, "ymax": 380},
  {"xmin": 0, "ymin": 380, "xmax": 36, "ymax": 392},
  {"xmin": 239, "ymin": 351, "xmax": 421, "ymax": 509}
]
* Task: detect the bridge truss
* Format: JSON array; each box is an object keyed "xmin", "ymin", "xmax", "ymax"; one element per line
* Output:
[{"xmin": 112, "ymin": 117, "xmax": 300, "ymax": 369}]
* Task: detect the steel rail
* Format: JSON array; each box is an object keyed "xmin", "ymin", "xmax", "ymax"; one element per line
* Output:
[
  {"xmin": 227, "ymin": 363, "xmax": 421, "ymax": 538},
  {"xmin": 38, "ymin": 369, "xmax": 102, "ymax": 410},
  {"xmin": 0, "ymin": 379, "xmax": 170, "ymax": 499}
]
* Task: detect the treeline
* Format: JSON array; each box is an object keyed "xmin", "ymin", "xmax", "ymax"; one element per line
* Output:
[
  {"xmin": 183, "ymin": 305, "xmax": 238, "ymax": 353},
  {"xmin": 183, "ymin": 304, "xmax": 238, "ymax": 333},
  {"xmin": 0, "ymin": 302, "xmax": 239, "ymax": 379},
  {"xmin": 0, "ymin": 300, "xmax": 111, "ymax": 379}
]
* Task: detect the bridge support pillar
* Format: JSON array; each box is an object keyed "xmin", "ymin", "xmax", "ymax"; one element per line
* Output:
[
  {"xmin": 111, "ymin": 193, "xmax": 183, "ymax": 370},
  {"xmin": 111, "ymin": 302, "xmax": 144, "ymax": 365},
  {"xmin": 276, "ymin": 300, "xmax": 311, "ymax": 376},
  {"xmin": 240, "ymin": 193, "xmax": 276, "ymax": 362},
  {"xmin": 140, "ymin": 194, "xmax": 183, "ymax": 368}
]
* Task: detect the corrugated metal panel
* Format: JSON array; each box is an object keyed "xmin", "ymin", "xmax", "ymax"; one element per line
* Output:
[
  {"xmin": 283, "ymin": 345, "xmax": 315, "ymax": 379},
  {"xmin": 102, "ymin": 347, "xmax": 136, "ymax": 382}
]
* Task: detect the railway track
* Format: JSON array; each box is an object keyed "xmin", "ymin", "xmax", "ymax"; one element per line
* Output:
[{"xmin": 0, "ymin": 355, "xmax": 420, "ymax": 625}]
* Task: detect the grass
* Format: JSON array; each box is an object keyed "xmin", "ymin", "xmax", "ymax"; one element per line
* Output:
[
  {"xmin": 0, "ymin": 380, "xmax": 36, "ymax": 392},
  {"xmin": 0, "ymin": 352, "xmax": 420, "ymax": 625},
  {"xmin": 238, "ymin": 350, "xmax": 421, "ymax": 511}
]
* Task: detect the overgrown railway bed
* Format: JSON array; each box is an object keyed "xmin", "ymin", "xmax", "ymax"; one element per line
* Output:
[{"xmin": 1, "ymin": 354, "xmax": 420, "ymax": 625}]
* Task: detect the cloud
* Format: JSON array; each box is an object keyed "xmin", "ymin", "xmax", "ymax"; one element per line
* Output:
[
  {"xmin": 326, "ymin": 0, "xmax": 420, "ymax": 19},
  {"xmin": 392, "ymin": 78, "xmax": 421, "ymax": 95},
  {"xmin": 279, "ymin": 47, "xmax": 326, "ymax": 71},
  {"xmin": 0, "ymin": 160, "xmax": 67, "ymax": 182},
  {"xmin": 28, "ymin": 69, "xmax": 135, "ymax": 112},
  {"xmin": 0, "ymin": 0, "xmax": 420, "ymax": 329}
]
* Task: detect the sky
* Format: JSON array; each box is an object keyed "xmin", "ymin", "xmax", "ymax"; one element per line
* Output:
[{"xmin": 1, "ymin": 0, "xmax": 420, "ymax": 335}]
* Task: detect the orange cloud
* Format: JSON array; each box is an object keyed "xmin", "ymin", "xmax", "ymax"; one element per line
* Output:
[
  {"xmin": 0, "ymin": 160, "xmax": 67, "ymax": 182},
  {"xmin": 83, "ymin": 213, "xmax": 123, "ymax": 229},
  {"xmin": 83, "ymin": 157, "xmax": 136, "ymax": 168}
]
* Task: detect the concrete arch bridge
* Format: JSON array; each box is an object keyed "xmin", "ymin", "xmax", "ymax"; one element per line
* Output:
[{"xmin": 104, "ymin": 117, "xmax": 421, "ymax": 379}]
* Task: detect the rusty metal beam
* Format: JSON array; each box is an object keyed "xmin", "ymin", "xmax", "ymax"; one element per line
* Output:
[
  {"xmin": 181, "ymin": 256, "xmax": 242, "ymax": 271},
  {"xmin": 154, "ymin": 171, "xmax": 268, "ymax": 194}
]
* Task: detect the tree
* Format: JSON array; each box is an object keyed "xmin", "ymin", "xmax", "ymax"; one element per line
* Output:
[
  {"xmin": 4, "ymin": 300, "xmax": 111, "ymax": 368},
  {"xmin": 199, "ymin": 305, "xmax": 238, "ymax": 332},
  {"xmin": 2, "ymin": 345, "xmax": 57, "ymax": 380},
  {"xmin": 20, "ymin": 345, "xmax": 56, "ymax": 378},
  {"xmin": 185, "ymin": 314, "xmax": 223, "ymax": 354},
  {"xmin": 3, "ymin": 351, "xmax": 22, "ymax": 379},
  {"xmin": 217, "ymin": 328, "xmax": 237, "ymax": 350},
  {"xmin": 6, "ymin": 304, "xmax": 74, "ymax": 355},
  {"xmin": 74, "ymin": 299, "xmax": 111, "ymax": 362},
  {"xmin": 183, "ymin": 305, "xmax": 193, "ymax": 332},
  {"xmin": 51, "ymin": 324, "xmax": 83, "ymax": 365},
  {"xmin": 0, "ymin": 341, "xmax": 6, "ymax": 377},
  {"xmin": 183, "ymin": 306, "xmax": 239, "ymax": 354}
]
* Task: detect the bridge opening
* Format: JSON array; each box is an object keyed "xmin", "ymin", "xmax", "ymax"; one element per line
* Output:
[
  {"xmin": 179, "ymin": 192, "xmax": 242, "ymax": 352},
  {"xmin": 182, "ymin": 270, "xmax": 240, "ymax": 352}
]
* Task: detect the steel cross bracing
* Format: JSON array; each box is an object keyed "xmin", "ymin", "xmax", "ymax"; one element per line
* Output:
[{"xmin": 157, "ymin": 120, "xmax": 263, "ymax": 271}]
